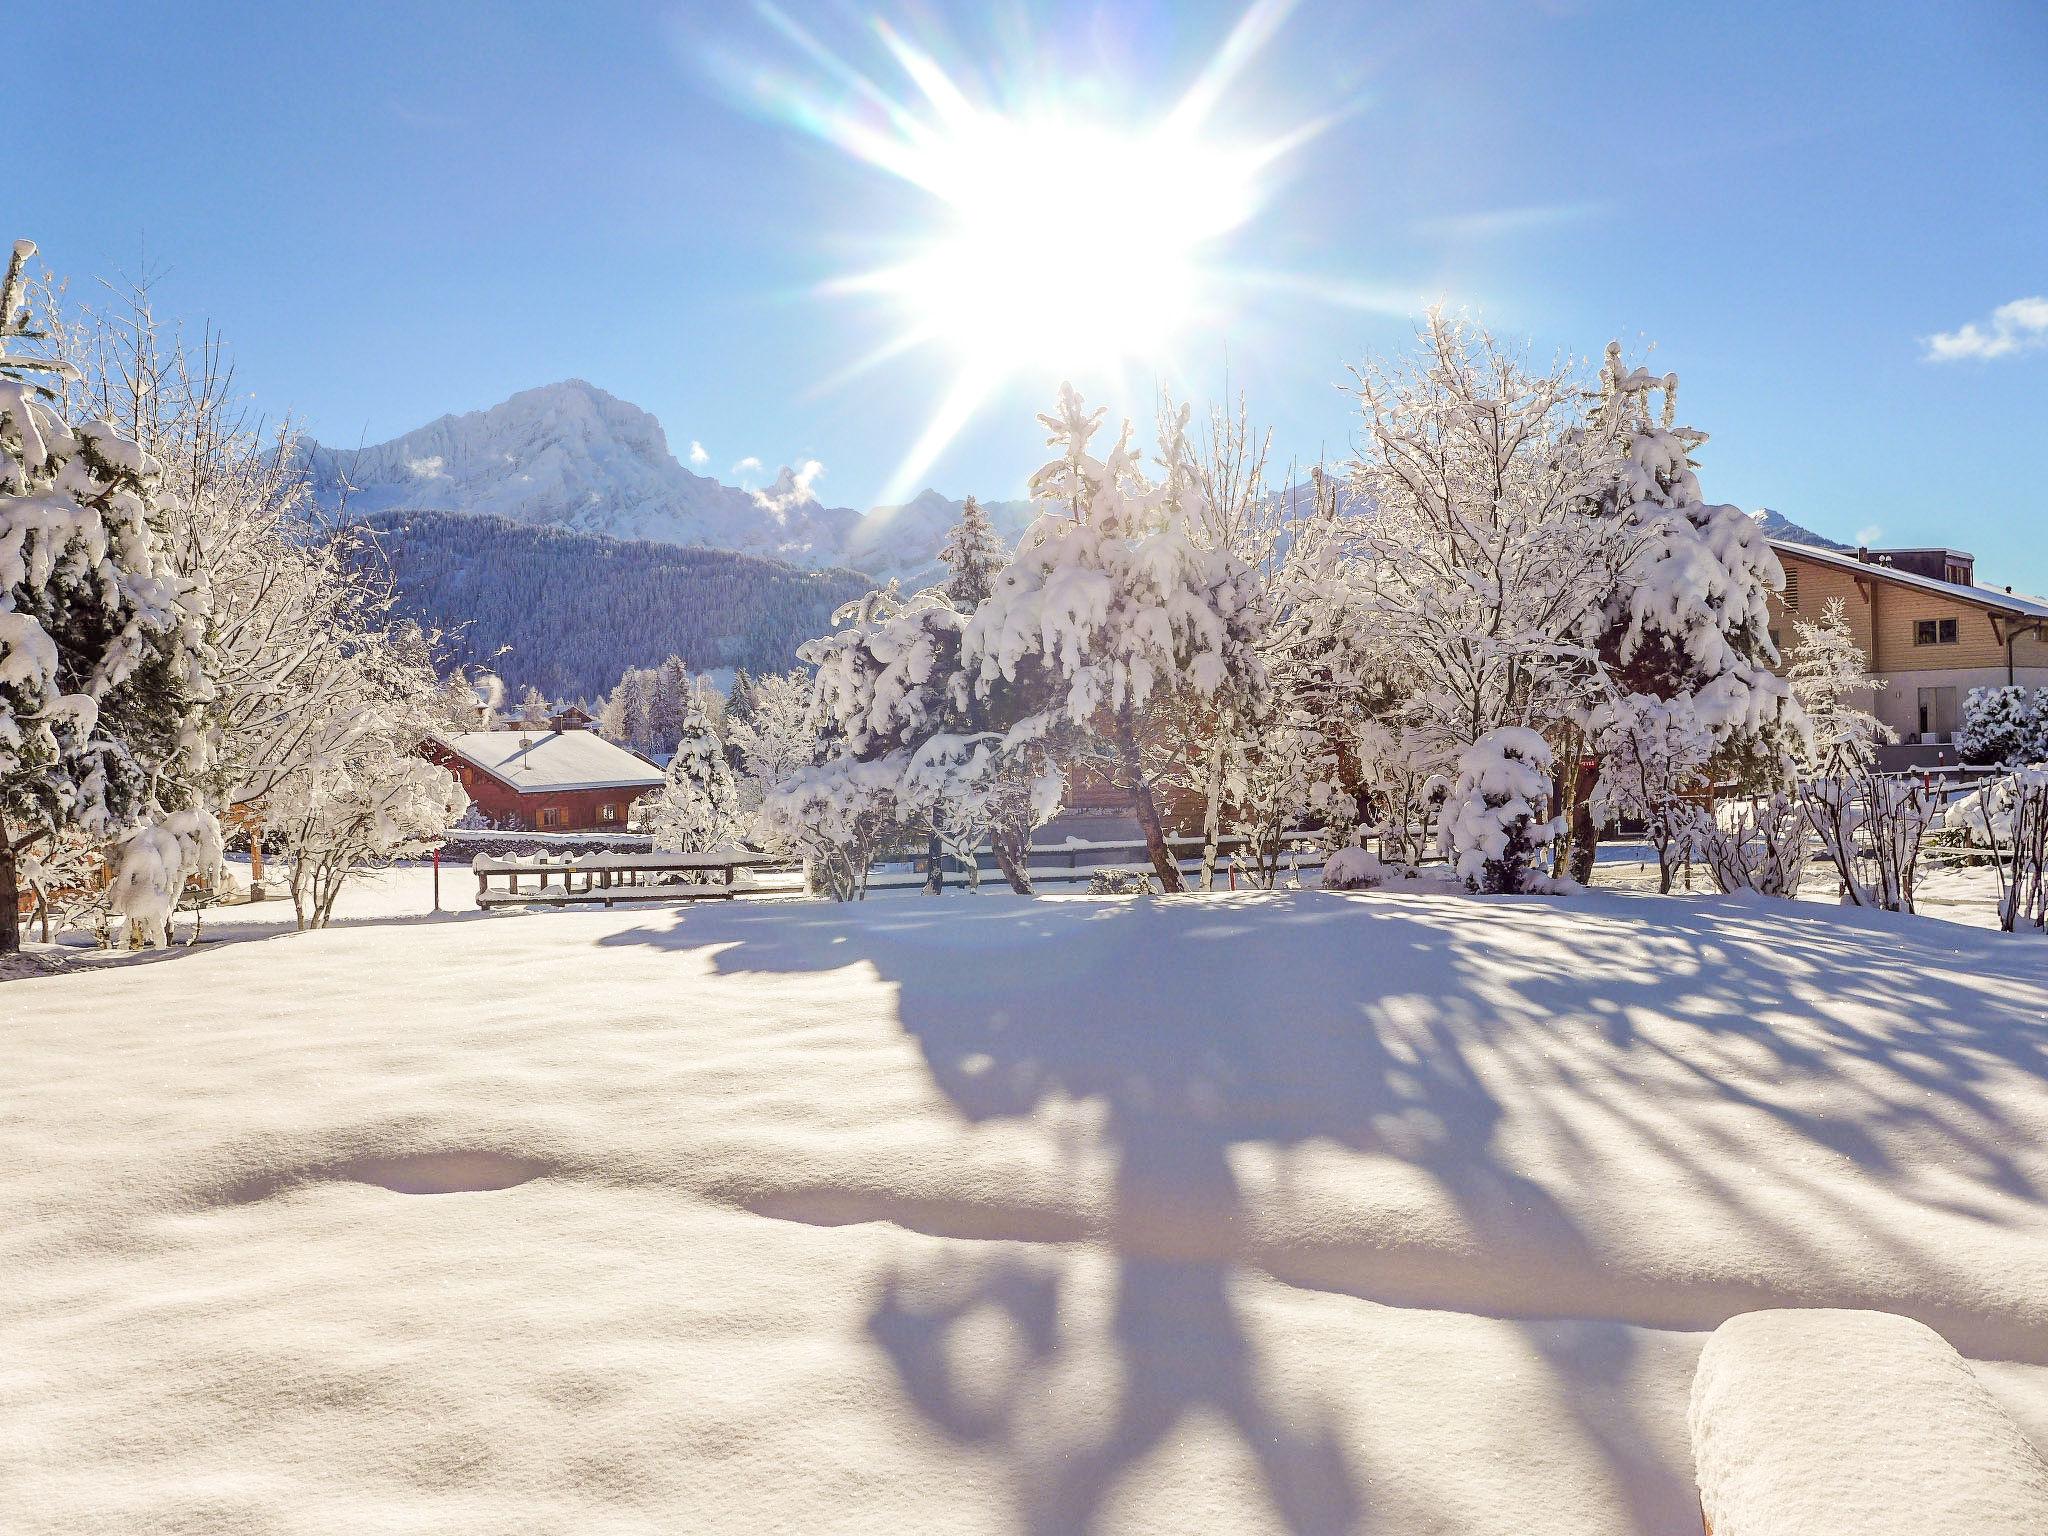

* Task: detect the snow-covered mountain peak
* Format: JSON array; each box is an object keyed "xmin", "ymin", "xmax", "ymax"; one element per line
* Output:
[{"xmin": 302, "ymin": 383, "xmax": 862, "ymax": 567}]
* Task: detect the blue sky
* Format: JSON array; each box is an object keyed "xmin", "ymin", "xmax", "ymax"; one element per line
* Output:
[{"xmin": 23, "ymin": 1, "xmax": 2048, "ymax": 590}]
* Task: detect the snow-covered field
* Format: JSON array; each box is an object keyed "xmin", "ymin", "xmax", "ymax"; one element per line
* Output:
[{"xmin": 7, "ymin": 875, "xmax": 2048, "ymax": 1534}]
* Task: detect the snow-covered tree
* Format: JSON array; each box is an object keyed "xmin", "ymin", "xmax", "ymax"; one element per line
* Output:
[
  {"xmin": 1785, "ymin": 599, "xmax": 1892, "ymax": 776},
  {"xmin": 264, "ymin": 733, "xmax": 466, "ymax": 930},
  {"xmin": 1587, "ymin": 693, "xmax": 1715, "ymax": 893},
  {"xmin": 639, "ymin": 691, "xmax": 742, "ymax": 856},
  {"xmin": 935, "ymin": 495, "xmax": 1008, "ymax": 610},
  {"xmin": 1956, "ymin": 685, "xmax": 2045, "ymax": 768},
  {"xmin": 1567, "ymin": 346, "xmax": 1798, "ymax": 877},
  {"xmin": 1438, "ymin": 728, "xmax": 1560, "ymax": 894},
  {"xmin": 960, "ymin": 386, "xmax": 1269, "ymax": 891},
  {"xmin": 789, "ymin": 582, "xmax": 1055, "ymax": 896},
  {"xmin": 1344, "ymin": 313, "xmax": 1635, "ymax": 761},
  {"xmin": 1, "ymin": 238, "xmax": 208, "ymax": 953},
  {"xmin": 645, "ymin": 656, "xmax": 695, "ymax": 753},
  {"xmin": 728, "ymin": 669, "xmax": 816, "ymax": 807}
]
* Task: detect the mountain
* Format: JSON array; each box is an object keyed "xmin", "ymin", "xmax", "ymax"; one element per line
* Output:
[
  {"xmin": 843, "ymin": 488, "xmax": 1038, "ymax": 587},
  {"xmin": 1752, "ymin": 508, "xmax": 1848, "ymax": 549},
  {"xmin": 352, "ymin": 509, "xmax": 870, "ymax": 701},
  {"xmin": 303, "ymin": 380, "xmax": 864, "ymax": 568}
]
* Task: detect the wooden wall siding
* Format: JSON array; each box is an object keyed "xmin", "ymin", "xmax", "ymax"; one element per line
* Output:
[
  {"xmin": 1772, "ymin": 550, "xmax": 2048, "ymax": 676},
  {"xmin": 1770, "ymin": 554, "xmax": 1877, "ymax": 658}
]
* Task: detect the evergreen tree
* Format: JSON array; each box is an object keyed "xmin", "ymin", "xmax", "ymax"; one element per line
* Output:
[
  {"xmin": 1957, "ymin": 685, "xmax": 2046, "ymax": 767},
  {"xmin": 644, "ymin": 655, "xmax": 694, "ymax": 752},
  {"xmin": 640, "ymin": 690, "xmax": 741, "ymax": 855},
  {"xmin": 936, "ymin": 495, "xmax": 1008, "ymax": 609},
  {"xmin": 1, "ymin": 238, "xmax": 206, "ymax": 952}
]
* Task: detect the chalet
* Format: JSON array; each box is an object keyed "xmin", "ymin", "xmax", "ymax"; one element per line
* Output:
[
  {"xmin": 422, "ymin": 729, "xmax": 666, "ymax": 832},
  {"xmin": 1768, "ymin": 540, "xmax": 2048, "ymax": 763}
]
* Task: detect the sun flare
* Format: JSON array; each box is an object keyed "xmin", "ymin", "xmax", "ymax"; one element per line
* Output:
[{"xmin": 736, "ymin": 0, "xmax": 1329, "ymax": 500}]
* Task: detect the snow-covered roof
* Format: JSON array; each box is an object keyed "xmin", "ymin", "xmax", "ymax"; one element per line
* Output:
[
  {"xmin": 432, "ymin": 731, "xmax": 666, "ymax": 793},
  {"xmin": 1770, "ymin": 539, "xmax": 2048, "ymax": 623}
]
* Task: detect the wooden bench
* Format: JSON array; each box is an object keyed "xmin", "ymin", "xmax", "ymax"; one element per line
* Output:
[{"xmin": 472, "ymin": 852, "xmax": 801, "ymax": 909}]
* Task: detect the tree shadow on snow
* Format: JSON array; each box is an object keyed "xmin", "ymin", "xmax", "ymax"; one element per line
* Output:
[{"xmin": 592, "ymin": 887, "xmax": 2048, "ymax": 1532}]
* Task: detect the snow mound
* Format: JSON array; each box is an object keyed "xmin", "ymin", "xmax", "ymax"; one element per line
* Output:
[{"xmin": 1691, "ymin": 1309, "xmax": 2048, "ymax": 1536}]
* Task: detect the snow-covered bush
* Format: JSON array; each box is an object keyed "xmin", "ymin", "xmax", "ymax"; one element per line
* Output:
[
  {"xmin": 105, "ymin": 807, "xmax": 224, "ymax": 948},
  {"xmin": 756, "ymin": 753, "xmax": 901, "ymax": 901},
  {"xmin": 1956, "ymin": 685, "xmax": 2046, "ymax": 768},
  {"xmin": 1087, "ymin": 867, "xmax": 1154, "ymax": 896},
  {"xmin": 1321, "ymin": 846, "xmax": 1390, "ymax": 891},
  {"xmin": 1588, "ymin": 694, "xmax": 1714, "ymax": 893},
  {"xmin": 1802, "ymin": 770, "xmax": 1937, "ymax": 913},
  {"xmin": 1946, "ymin": 767, "xmax": 2048, "ymax": 931},
  {"xmin": 1691, "ymin": 793, "xmax": 1808, "ymax": 898},
  {"xmin": 1, "ymin": 238, "xmax": 208, "ymax": 953},
  {"xmin": 1438, "ymin": 728, "xmax": 1560, "ymax": 894}
]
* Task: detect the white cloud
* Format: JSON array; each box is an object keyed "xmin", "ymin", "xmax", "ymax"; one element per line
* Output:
[
  {"xmin": 1924, "ymin": 295, "xmax": 2048, "ymax": 362},
  {"xmin": 731, "ymin": 456, "xmax": 764, "ymax": 483},
  {"xmin": 752, "ymin": 459, "xmax": 825, "ymax": 514},
  {"xmin": 688, "ymin": 440, "xmax": 709, "ymax": 466}
]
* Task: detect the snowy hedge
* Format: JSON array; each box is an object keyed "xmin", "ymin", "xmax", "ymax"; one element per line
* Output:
[{"xmin": 1690, "ymin": 1310, "xmax": 2048, "ymax": 1536}]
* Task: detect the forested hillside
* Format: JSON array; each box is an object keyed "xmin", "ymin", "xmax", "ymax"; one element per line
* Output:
[{"xmin": 350, "ymin": 509, "xmax": 871, "ymax": 700}]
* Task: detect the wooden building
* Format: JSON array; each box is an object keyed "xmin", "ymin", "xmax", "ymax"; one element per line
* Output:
[
  {"xmin": 1767, "ymin": 539, "xmax": 2048, "ymax": 760},
  {"xmin": 422, "ymin": 729, "xmax": 666, "ymax": 832}
]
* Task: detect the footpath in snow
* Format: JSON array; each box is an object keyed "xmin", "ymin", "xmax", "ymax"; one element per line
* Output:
[{"xmin": 5, "ymin": 883, "xmax": 2047, "ymax": 1534}]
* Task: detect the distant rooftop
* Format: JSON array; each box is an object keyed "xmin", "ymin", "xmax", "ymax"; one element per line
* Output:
[{"xmin": 433, "ymin": 730, "xmax": 666, "ymax": 793}]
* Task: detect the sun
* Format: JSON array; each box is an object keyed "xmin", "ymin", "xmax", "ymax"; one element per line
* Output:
[
  {"xmin": 842, "ymin": 113, "xmax": 1262, "ymax": 373},
  {"xmin": 728, "ymin": 0, "xmax": 1330, "ymax": 500}
]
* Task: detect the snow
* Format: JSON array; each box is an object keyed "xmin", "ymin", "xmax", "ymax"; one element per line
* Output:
[
  {"xmin": 5, "ymin": 883, "xmax": 2048, "ymax": 1533},
  {"xmin": 434, "ymin": 728, "xmax": 666, "ymax": 792},
  {"xmin": 1690, "ymin": 1310, "xmax": 2048, "ymax": 1535}
]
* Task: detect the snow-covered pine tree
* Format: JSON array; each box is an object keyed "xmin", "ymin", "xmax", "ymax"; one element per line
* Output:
[
  {"xmin": 1566, "ymin": 346, "xmax": 1795, "ymax": 879},
  {"xmin": 1, "ymin": 238, "xmax": 207, "ymax": 953},
  {"xmin": 936, "ymin": 495, "xmax": 1008, "ymax": 609},
  {"xmin": 644, "ymin": 655, "xmax": 695, "ymax": 754},
  {"xmin": 513, "ymin": 684, "xmax": 551, "ymax": 729},
  {"xmin": 1956, "ymin": 685, "xmax": 2045, "ymax": 767},
  {"xmin": 641, "ymin": 690, "xmax": 741, "ymax": 857},
  {"xmin": 1438, "ymin": 728, "xmax": 1561, "ymax": 894}
]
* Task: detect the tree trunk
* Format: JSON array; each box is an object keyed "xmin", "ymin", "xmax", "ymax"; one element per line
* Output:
[
  {"xmin": 0, "ymin": 836, "xmax": 21, "ymax": 955},
  {"xmin": 924, "ymin": 831, "xmax": 944, "ymax": 895},
  {"xmin": 1115, "ymin": 709, "xmax": 1183, "ymax": 892},
  {"xmin": 1198, "ymin": 729, "xmax": 1226, "ymax": 891},
  {"xmin": 992, "ymin": 824, "xmax": 1035, "ymax": 895}
]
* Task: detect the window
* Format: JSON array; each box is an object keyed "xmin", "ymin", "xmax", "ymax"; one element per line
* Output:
[
  {"xmin": 598, "ymin": 803, "xmax": 618, "ymax": 824},
  {"xmin": 538, "ymin": 807, "xmax": 563, "ymax": 829},
  {"xmin": 1782, "ymin": 567, "xmax": 1800, "ymax": 610},
  {"xmin": 1914, "ymin": 617, "xmax": 1959, "ymax": 646}
]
